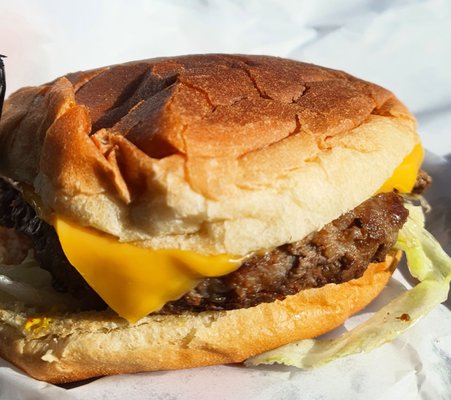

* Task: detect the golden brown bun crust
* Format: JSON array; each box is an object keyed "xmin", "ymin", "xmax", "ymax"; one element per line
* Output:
[
  {"xmin": 0, "ymin": 55, "xmax": 419, "ymax": 254},
  {"xmin": 0, "ymin": 252, "xmax": 400, "ymax": 384}
]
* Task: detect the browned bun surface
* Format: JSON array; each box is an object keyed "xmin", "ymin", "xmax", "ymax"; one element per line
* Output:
[
  {"xmin": 0, "ymin": 252, "xmax": 400, "ymax": 384},
  {"xmin": 0, "ymin": 55, "xmax": 419, "ymax": 255}
]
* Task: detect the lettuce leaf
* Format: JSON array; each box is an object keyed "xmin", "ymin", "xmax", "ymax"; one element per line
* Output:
[
  {"xmin": 245, "ymin": 205, "xmax": 451, "ymax": 369},
  {"xmin": 0, "ymin": 258, "xmax": 78, "ymax": 309}
]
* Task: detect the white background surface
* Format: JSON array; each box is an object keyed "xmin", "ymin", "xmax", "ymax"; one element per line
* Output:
[{"xmin": 0, "ymin": 0, "xmax": 450, "ymax": 399}]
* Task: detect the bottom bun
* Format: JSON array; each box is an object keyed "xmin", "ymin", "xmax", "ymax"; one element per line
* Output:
[{"xmin": 0, "ymin": 251, "xmax": 401, "ymax": 384}]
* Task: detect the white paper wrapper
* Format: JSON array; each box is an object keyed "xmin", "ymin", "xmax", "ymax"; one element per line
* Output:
[{"xmin": 0, "ymin": 1, "xmax": 450, "ymax": 398}]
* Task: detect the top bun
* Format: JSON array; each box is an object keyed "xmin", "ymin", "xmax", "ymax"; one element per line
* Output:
[{"xmin": 0, "ymin": 55, "xmax": 419, "ymax": 255}]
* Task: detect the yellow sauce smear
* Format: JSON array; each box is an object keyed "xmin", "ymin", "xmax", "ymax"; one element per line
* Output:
[
  {"xmin": 24, "ymin": 317, "xmax": 52, "ymax": 331},
  {"xmin": 55, "ymin": 143, "xmax": 423, "ymax": 323}
]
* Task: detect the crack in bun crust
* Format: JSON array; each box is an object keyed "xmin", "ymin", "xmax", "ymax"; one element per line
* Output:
[{"xmin": 0, "ymin": 55, "xmax": 420, "ymax": 255}]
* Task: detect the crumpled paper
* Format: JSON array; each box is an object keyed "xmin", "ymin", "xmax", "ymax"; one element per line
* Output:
[{"xmin": 0, "ymin": 0, "xmax": 450, "ymax": 399}]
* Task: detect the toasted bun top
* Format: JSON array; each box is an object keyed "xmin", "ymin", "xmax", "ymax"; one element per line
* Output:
[{"xmin": 0, "ymin": 55, "xmax": 419, "ymax": 255}]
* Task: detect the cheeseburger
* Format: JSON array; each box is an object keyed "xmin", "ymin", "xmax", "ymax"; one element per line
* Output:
[{"xmin": 0, "ymin": 55, "xmax": 432, "ymax": 383}]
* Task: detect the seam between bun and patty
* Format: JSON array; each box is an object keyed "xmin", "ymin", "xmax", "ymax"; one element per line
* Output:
[{"xmin": 0, "ymin": 252, "xmax": 400, "ymax": 384}]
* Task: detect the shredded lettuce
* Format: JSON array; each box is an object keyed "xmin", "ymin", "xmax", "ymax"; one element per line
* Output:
[
  {"xmin": 0, "ymin": 258, "xmax": 78, "ymax": 309},
  {"xmin": 245, "ymin": 205, "xmax": 451, "ymax": 369}
]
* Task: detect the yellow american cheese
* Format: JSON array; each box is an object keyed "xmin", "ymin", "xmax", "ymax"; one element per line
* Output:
[
  {"xmin": 54, "ymin": 218, "xmax": 243, "ymax": 322},
  {"xmin": 54, "ymin": 144, "xmax": 423, "ymax": 323},
  {"xmin": 377, "ymin": 143, "xmax": 424, "ymax": 194}
]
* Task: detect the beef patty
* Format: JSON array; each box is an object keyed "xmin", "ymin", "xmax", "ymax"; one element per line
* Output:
[
  {"xmin": 162, "ymin": 191, "xmax": 407, "ymax": 313},
  {"xmin": 0, "ymin": 178, "xmax": 414, "ymax": 313}
]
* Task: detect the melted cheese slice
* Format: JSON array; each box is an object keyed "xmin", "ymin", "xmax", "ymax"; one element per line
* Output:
[
  {"xmin": 377, "ymin": 143, "xmax": 424, "ymax": 194},
  {"xmin": 54, "ymin": 218, "xmax": 242, "ymax": 322},
  {"xmin": 54, "ymin": 143, "xmax": 423, "ymax": 323}
]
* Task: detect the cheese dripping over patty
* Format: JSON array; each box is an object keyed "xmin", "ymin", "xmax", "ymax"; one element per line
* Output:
[{"xmin": 54, "ymin": 144, "xmax": 424, "ymax": 322}]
